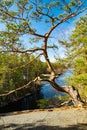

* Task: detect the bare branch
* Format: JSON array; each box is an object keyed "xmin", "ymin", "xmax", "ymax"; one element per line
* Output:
[
  {"xmin": 32, "ymin": 32, "xmax": 45, "ymax": 38},
  {"xmin": 0, "ymin": 48, "xmax": 43, "ymax": 54},
  {"xmin": 75, "ymin": 6, "xmax": 87, "ymax": 15},
  {"xmin": 76, "ymin": 0, "xmax": 86, "ymax": 12},
  {"xmin": 0, "ymin": 7, "xmax": 25, "ymax": 21},
  {"xmin": 46, "ymin": 5, "xmax": 87, "ymax": 38},
  {"xmin": 26, "ymin": 21, "xmax": 45, "ymax": 38},
  {"xmin": 9, "ymin": 53, "xmax": 43, "ymax": 71},
  {"xmin": 0, "ymin": 77, "xmax": 39, "ymax": 97}
]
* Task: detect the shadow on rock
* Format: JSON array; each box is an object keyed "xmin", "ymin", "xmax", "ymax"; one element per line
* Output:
[{"xmin": 0, "ymin": 123, "xmax": 87, "ymax": 130}]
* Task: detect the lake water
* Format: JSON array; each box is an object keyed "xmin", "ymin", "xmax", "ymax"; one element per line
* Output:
[
  {"xmin": 0, "ymin": 70, "xmax": 73, "ymax": 113},
  {"xmin": 41, "ymin": 69, "xmax": 73, "ymax": 98}
]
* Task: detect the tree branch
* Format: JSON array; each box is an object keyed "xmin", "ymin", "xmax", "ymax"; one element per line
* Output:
[
  {"xmin": 0, "ymin": 77, "xmax": 39, "ymax": 97},
  {"xmin": 9, "ymin": 53, "xmax": 43, "ymax": 71},
  {"xmin": 46, "ymin": 7, "xmax": 87, "ymax": 38},
  {"xmin": 0, "ymin": 48, "xmax": 43, "ymax": 54},
  {"xmin": 76, "ymin": 0, "xmax": 86, "ymax": 12}
]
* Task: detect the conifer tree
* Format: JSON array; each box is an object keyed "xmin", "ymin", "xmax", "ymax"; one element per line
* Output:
[{"xmin": 0, "ymin": 0, "xmax": 87, "ymax": 106}]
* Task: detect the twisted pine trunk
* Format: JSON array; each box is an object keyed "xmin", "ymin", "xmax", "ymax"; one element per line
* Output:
[
  {"xmin": 43, "ymin": 43, "xmax": 84, "ymax": 107},
  {"xmin": 49, "ymin": 80, "xmax": 84, "ymax": 107}
]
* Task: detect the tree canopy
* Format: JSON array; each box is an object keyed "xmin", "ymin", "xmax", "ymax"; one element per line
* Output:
[
  {"xmin": 60, "ymin": 14, "xmax": 87, "ymax": 102},
  {"xmin": 0, "ymin": 53, "xmax": 47, "ymax": 93},
  {"xmin": 0, "ymin": 0, "xmax": 87, "ymax": 107}
]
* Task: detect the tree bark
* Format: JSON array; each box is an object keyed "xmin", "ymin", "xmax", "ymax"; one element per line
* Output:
[
  {"xmin": 49, "ymin": 80, "xmax": 84, "ymax": 107},
  {"xmin": 0, "ymin": 75, "xmax": 84, "ymax": 107},
  {"xmin": 42, "ymin": 36, "xmax": 84, "ymax": 107},
  {"xmin": 0, "ymin": 0, "xmax": 86, "ymax": 107}
]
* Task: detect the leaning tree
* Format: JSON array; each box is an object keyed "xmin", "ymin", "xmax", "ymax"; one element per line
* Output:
[{"xmin": 0, "ymin": 0, "xmax": 87, "ymax": 107}]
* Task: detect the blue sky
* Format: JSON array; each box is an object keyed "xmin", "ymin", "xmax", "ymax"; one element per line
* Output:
[
  {"xmin": 0, "ymin": 0, "xmax": 87, "ymax": 62},
  {"xmin": 40, "ymin": 10, "xmax": 87, "ymax": 62}
]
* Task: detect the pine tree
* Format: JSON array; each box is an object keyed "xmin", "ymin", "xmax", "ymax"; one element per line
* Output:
[{"xmin": 60, "ymin": 14, "xmax": 87, "ymax": 102}]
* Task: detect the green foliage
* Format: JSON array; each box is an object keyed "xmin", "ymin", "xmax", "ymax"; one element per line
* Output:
[
  {"xmin": 37, "ymin": 97, "xmax": 58, "ymax": 109},
  {"xmin": 37, "ymin": 99, "xmax": 51, "ymax": 109},
  {"xmin": 63, "ymin": 14, "xmax": 87, "ymax": 102},
  {"xmin": 58, "ymin": 95, "xmax": 70, "ymax": 102},
  {"xmin": 0, "ymin": 0, "xmax": 87, "ymax": 104},
  {"xmin": 48, "ymin": 1, "xmax": 59, "ymax": 8},
  {"xmin": 0, "ymin": 53, "xmax": 47, "ymax": 94},
  {"xmin": 37, "ymin": 95, "xmax": 70, "ymax": 109}
]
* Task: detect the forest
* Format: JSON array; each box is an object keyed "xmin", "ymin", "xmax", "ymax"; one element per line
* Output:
[{"xmin": 0, "ymin": 0, "xmax": 87, "ymax": 109}]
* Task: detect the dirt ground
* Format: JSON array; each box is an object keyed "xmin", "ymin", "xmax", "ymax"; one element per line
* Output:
[{"xmin": 0, "ymin": 107, "xmax": 87, "ymax": 130}]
